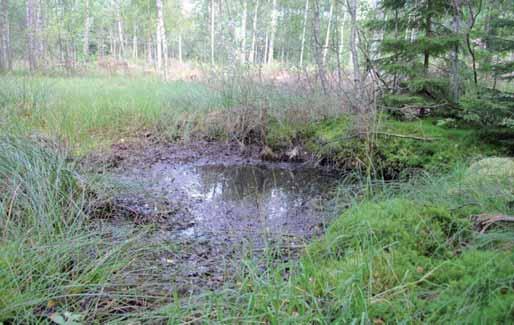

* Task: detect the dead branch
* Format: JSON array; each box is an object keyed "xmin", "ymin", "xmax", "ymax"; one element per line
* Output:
[
  {"xmin": 370, "ymin": 132, "xmax": 437, "ymax": 141},
  {"xmin": 471, "ymin": 213, "xmax": 514, "ymax": 233}
]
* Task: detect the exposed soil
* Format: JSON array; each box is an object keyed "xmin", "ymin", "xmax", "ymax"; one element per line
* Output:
[{"xmin": 88, "ymin": 139, "xmax": 341, "ymax": 295}]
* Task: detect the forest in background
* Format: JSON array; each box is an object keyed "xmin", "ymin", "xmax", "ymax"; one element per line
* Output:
[{"xmin": 1, "ymin": 0, "xmax": 513, "ymax": 128}]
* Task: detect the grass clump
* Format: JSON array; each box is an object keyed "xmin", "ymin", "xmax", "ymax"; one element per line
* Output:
[{"xmin": 0, "ymin": 135, "xmax": 144, "ymax": 323}]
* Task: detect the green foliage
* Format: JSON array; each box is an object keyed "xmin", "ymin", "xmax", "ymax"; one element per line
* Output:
[{"xmin": 461, "ymin": 91, "xmax": 514, "ymax": 129}]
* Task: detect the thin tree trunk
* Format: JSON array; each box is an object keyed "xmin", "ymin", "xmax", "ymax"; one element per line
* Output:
[
  {"xmin": 0, "ymin": 0, "xmax": 10, "ymax": 71},
  {"xmin": 178, "ymin": 34, "xmax": 183, "ymax": 63},
  {"xmin": 156, "ymin": 0, "xmax": 163, "ymax": 70},
  {"xmin": 268, "ymin": 0, "xmax": 278, "ymax": 64},
  {"xmin": 322, "ymin": 0, "xmax": 334, "ymax": 66},
  {"xmin": 84, "ymin": 0, "xmax": 90, "ymax": 58},
  {"xmin": 347, "ymin": 0, "xmax": 360, "ymax": 87},
  {"xmin": 156, "ymin": 0, "xmax": 168, "ymax": 78},
  {"xmin": 132, "ymin": 24, "xmax": 138, "ymax": 60},
  {"xmin": 450, "ymin": 0, "xmax": 461, "ymax": 102},
  {"xmin": 116, "ymin": 0, "xmax": 124, "ymax": 59},
  {"xmin": 338, "ymin": 8, "xmax": 345, "ymax": 65},
  {"xmin": 312, "ymin": 0, "xmax": 327, "ymax": 93},
  {"xmin": 424, "ymin": 1, "xmax": 432, "ymax": 73},
  {"xmin": 240, "ymin": 0, "xmax": 247, "ymax": 63},
  {"xmin": 210, "ymin": 0, "xmax": 215, "ymax": 65},
  {"xmin": 26, "ymin": 0, "xmax": 37, "ymax": 72},
  {"xmin": 264, "ymin": 32, "xmax": 269, "ymax": 63},
  {"xmin": 300, "ymin": 0, "xmax": 309, "ymax": 67},
  {"xmin": 35, "ymin": 0, "xmax": 44, "ymax": 61},
  {"xmin": 249, "ymin": 0, "xmax": 259, "ymax": 63},
  {"xmin": 147, "ymin": 34, "xmax": 152, "ymax": 64}
]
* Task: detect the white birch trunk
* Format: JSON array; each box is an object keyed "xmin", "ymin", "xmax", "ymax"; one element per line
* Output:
[
  {"xmin": 322, "ymin": 0, "xmax": 334, "ymax": 66},
  {"xmin": 299, "ymin": 0, "xmax": 309, "ymax": 67},
  {"xmin": 249, "ymin": 0, "xmax": 259, "ymax": 63},
  {"xmin": 268, "ymin": 0, "xmax": 278, "ymax": 64}
]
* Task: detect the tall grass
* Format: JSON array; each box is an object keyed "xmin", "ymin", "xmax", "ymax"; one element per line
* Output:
[
  {"xmin": 0, "ymin": 135, "xmax": 152, "ymax": 323},
  {"xmin": 0, "ymin": 73, "xmax": 347, "ymax": 153}
]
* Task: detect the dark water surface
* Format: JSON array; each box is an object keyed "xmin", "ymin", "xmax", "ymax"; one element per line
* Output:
[{"xmin": 145, "ymin": 162, "xmax": 339, "ymax": 242}]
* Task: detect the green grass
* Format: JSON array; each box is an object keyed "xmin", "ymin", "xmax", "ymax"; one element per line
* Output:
[
  {"xmin": 0, "ymin": 74, "xmax": 342, "ymax": 155},
  {"xmin": 0, "ymin": 75, "xmax": 222, "ymax": 153},
  {"xmin": 0, "ymin": 136, "xmax": 159, "ymax": 323}
]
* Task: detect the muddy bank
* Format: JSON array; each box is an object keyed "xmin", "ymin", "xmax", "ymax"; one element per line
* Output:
[{"xmin": 90, "ymin": 139, "xmax": 342, "ymax": 294}]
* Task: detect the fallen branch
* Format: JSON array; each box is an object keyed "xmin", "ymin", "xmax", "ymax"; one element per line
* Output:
[
  {"xmin": 471, "ymin": 213, "xmax": 514, "ymax": 233},
  {"xmin": 369, "ymin": 131, "xmax": 437, "ymax": 141}
]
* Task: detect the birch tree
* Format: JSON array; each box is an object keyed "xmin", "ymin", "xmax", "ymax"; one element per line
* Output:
[
  {"xmin": 300, "ymin": 0, "xmax": 309, "ymax": 67},
  {"xmin": 116, "ymin": 0, "xmax": 125, "ymax": 59},
  {"xmin": 347, "ymin": 0, "xmax": 360, "ymax": 86},
  {"xmin": 240, "ymin": 0, "xmax": 247, "ymax": 63},
  {"xmin": 156, "ymin": 0, "xmax": 168, "ymax": 78},
  {"xmin": 0, "ymin": 0, "xmax": 10, "ymax": 71},
  {"xmin": 249, "ymin": 0, "xmax": 259, "ymax": 64},
  {"xmin": 84, "ymin": 0, "xmax": 90, "ymax": 58},
  {"xmin": 322, "ymin": 0, "xmax": 334, "ymax": 66},
  {"xmin": 210, "ymin": 0, "xmax": 215, "ymax": 65},
  {"xmin": 268, "ymin": 0, "xmax": 278, "ymax": 64},
  {"xmin": 26, "ymin": 0, "xmax": 37, "ymax": 71}
]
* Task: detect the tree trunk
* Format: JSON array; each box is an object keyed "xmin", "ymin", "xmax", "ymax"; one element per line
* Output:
[
  {"xmin": 312, "ymin": 0, "xmax": 327, "ymax": 93},
  {"xmin": 0, "ymin": 0, "xmax": 11, "ymax": 71},
  {"xmin": 156, "ymin": 0, "xmax": 168, "ymax": 78},
  {"xmin": 240, "ymin": 0, "xmax": 247, "ymax": 63},
  {"xmin": 347, "ymin": 0, "xmax": 360, "ymax": 87},
  {"xmin": 116, "ymin": 0, "xmax": 124, "ymax": 59},
  {"xmin": 264, "ymin": 32, "xmax": 269, "ymax": 63},
  {"xmin": 26, "ymin": 0, "xmax": 37, "ymax": 72},
  {"xmin": 132, "ymin": 24, "xmax": 138, "ymax": 60},
  {"xmin": 147, "ymin": 34, "xmax": 152, "ymax": 64},
  {"xmin": 84, "ymin": 0, "xmax": 90, "ymax": 58},
  {"xmin": 210, "ymin": 0, "xmax": 215, "ymax": 65},
  {"xmin": 300, "ymin": 0, "xmax": 309, "ymax": 67},
  {"xmin": 338, "ymin": 8, "xmax": 345, "ymax": 65},
  {"xmin": 424, "ymin": 1, "xmax": 432, "ymax": 73},
  {"xmin": 178, "ymin": 34, "xmax": 183, "ymax": 63},
  {"xmin": 35, "ymin": 0, "xmax": 44, "ymax": 61},
  {"xmin": 322, "ymin": 0, "xmax": 334, "ymax": 66},
  {"xmin": 450, "ymin": 0, "xmax": 461, "ymax": 102},
  {"xmin": 249, "ymin": 0, "xmax": 259, "ymax": 64},
  {"xmin": 268, "ymin": 0, "xmax": 278, "ymax": 64}
]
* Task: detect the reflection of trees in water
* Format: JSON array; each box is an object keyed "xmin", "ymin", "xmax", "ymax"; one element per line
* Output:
[{"xmin": 193, "ymin": 165, "xmax": 334, "ymax": 205}]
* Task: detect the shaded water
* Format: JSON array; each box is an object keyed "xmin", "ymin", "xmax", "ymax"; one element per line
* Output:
[{"xmin": 146, "ymin": 162, "xmax": 339, "ymax": 242}]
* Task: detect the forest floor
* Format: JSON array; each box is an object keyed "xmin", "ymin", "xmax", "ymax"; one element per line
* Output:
[{"xmin": 0, "ymin": 74, "xmax": 513, "ymax": 323}]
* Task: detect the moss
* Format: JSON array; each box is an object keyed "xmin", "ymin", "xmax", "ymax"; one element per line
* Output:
[{"xmin": 300, "ymin": 118, "xmax": 504, "ymax": 173}]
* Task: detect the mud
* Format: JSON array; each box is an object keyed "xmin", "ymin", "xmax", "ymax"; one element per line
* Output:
[{"xmin": 92, "ymin": 140, "xmax": 341, "ymax": 294}]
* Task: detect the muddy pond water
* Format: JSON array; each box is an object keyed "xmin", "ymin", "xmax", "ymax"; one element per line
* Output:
[{"xmin": 96, "ymin": 142, "xmax": 342, "ymax": 293}]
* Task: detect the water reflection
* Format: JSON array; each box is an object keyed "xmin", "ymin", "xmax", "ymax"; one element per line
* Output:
[{"xmin": 151, "ymin": 163, "xmax": 338, "ymax": 237}]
